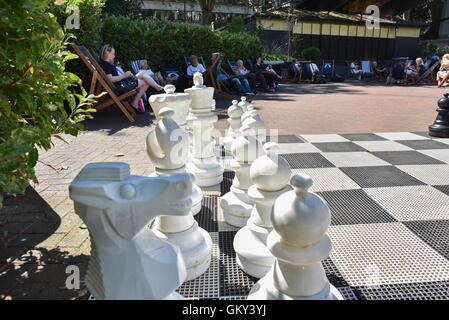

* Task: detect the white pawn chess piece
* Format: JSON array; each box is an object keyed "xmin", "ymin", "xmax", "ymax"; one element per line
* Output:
[
  {"xmin": 185, "ymin": 72, "xmax": 224, "ymax": 187},
  {"xmin": 238, "ymin": 96, "xmax": 250, "ymax": 113},
  {"xmin": 248, "ymin": 174, "xmax": 344, "ymax": 300},
  {"xmin": 241, "ymin": 104, "xmax": 255, "ymax": 123},
  {"xmin": 234, "ymin": 142, "xmax": 292, "ymax": 278},
  {"xmin": 69, "ymin": 162, "xmax": 192, "ymax": 300},
  {"xmin": 223, "ymin": 100, "xmax": 243, "ymax": 152},
  {"xmin": 147, "ymin": 108, "xmax": 211, "ymax": 281},
  {"xmin": 149, "ymin": 84, "xmax": 191, "ymax": 129},
  {"xmin": 221, "ymin": 124, "xmax": 264, "ymax": 227}
]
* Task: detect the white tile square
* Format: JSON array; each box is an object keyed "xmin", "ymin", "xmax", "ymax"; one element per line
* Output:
[
  {"xmin": 435, "ymin": 139, "xmax": 449, "ymax": 145},
  {"xmin": 419, "ymin": 149, "xmax": 449, "ymax": 164},
  {"xmin": 353, "ymin": 140, "xmax": 413, "ymax": 152},
  {"xmin": 328, "ymin": 222, "xmax": 449, "ymax": 286},
  {"xmin": 301, "ymin": 134, "xmax": 349, "ymax": 143},
  {"xmin": 396, "ymin": 164, "xmax": 449, "ymax": 185},
  {"xmin": 322, "ymin": 152, "xmax": 390, "ymax": 167},
  {"xmin": 364, "ymin": 185, "xmax": 449, "ymax": 221},
  {"xmin": 291, "ymin": 168, "xmax": 360, "ymax": 192},
  {"xmin": 278, "ymin": 143, "xmax": 321, "ymax": 154},
  {"xmin": 375, "ymin": 132, "xmax": 429, "ymax": 141}
]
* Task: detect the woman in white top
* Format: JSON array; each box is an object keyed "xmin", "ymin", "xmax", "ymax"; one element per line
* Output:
[
  {"xmin": 350, "ymin": 60, "xmax": 363, "ymax": 80},
  {"xmin": 138, "ymin": 60, "xmax": 166, "ymax": 88}
]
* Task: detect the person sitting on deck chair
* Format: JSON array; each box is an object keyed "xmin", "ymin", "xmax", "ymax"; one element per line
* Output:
[
  {"xmin": 350, "ymin": 60, "xmax": 363, "ymax": 80},
  {"xmin": 99, "ymin": 44, "xmax": 150, "ymax": 113},
  {"xmin": 187, "ymin": 55, "xmax": 206, "ymax": 77},
  {"xmin": 437, "ymin": 54, "xmax": 449, "ymax": 86},
  {"xmin": 409, "ymin": 58, "xmax": 426, "ymax": 85},
  {"xmin": 253, "ymin": 56, "xmax": 279, "ymax": 92},
  {"xmin": 236, "ymin": 59, "xmax": 258, "ymax": 93},
  {"xmin": 139, "ymin": 60, "xmax": 167, "ymax": 87},
  {"xmin": 211, "ymin": 53, "xmax": 254, "ymax": 96}
]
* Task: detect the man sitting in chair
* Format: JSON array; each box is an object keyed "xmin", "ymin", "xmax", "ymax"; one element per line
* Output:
[
  {"xmin": 211, "ymin": 53, "xmax": 254, "ymax": 96},
  {"xmin": 235, "ymin": 60, "xmax": 258, "ymax": 93},
  {"xmin": 187, "ymin": 55, "xmax": 206, "ymax": 77}
]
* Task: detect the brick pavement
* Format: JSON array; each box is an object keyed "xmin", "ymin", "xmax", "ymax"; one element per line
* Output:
[{"xmin": 0, "ymin": 81, "xmax": 446, "ymax": 299}]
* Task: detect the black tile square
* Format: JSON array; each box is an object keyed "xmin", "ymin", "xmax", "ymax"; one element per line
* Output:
[
  {"xmin": 352, "ymin": 281, "xmax": 449, "ymax": 300},
  {"xmin": 412, "ymin": 131, "xmax": 439, "ymax": 139},
  {"xmin": 313, "ymin": 142, "xmax": 367, "ymax": 152},
  {"xmin": 318, "ymin": 189, "xmax": 397, "ymax": 225},
  {"xmin": 266, "ymin": 135, "xmax": 303, "ymax": 143},
  {"xmin": 220, "ymin": 170, "xmax": 235, "ymax": 195},
  {"xmin": 371, "ymin": 151, "xmax": 445, "ymax": 165},
  {"xmin": 404, "ymin": 219, "xmax": 449, "ymax": 260},
  {"xmin": 340, "ymin": 166, "xmax": 426, "ymax": 188},
  {"xmin": 219, "ymin": 231, "xmax": 257, "ymax": 296},
  {"xmin": 280, "ymin": 153, "xmax": 335, "ymax": 169},
  {"xmin": 195, "ymin": 197, "xmax": 218, "ymax": 232},
  {"xmin": 434, "ymin": 185, "xmax": 449, "ymax": 196},
  {"xmin": 397, "ymin": 140, "xmax": 449, "ymax": 150},
  {"xmin": 340, "ymin": 133, "xmax": 387, "ymax": 141}
]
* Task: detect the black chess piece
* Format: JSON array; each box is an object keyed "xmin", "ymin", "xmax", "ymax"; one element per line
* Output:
[{"xmin": 429, "ymin": 93, "xmax": 449, "ymax": 138}]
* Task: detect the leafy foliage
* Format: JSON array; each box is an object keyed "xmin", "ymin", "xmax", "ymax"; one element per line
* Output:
[
  {"xmin": 103, "ymin": 0, "xmax": 143, "ymax": 18},
  {"xmin": 301, "ymin": 47, "xmax": 321, "ymax": 61},
  {"xmin": 422, "ymin": 41, "xmax": 449, "ymax": 58},
  {"xmin": 0, "ymin": 0, "xmax": 97, "ymax": 205},
  {"xmin": 227, "ymin": 16, "xmax": 245, "ymax": 33}
]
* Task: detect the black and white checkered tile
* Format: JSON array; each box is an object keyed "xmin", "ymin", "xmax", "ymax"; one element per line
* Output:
[{"xmin": 178, "ymin": 132, "xmax": 449, "ymax": 300}]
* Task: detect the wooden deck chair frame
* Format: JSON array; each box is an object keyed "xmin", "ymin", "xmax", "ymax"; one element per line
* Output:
[
  {"xmin": 438, "ymin": 71, "xmax": 449, "ymax": 88},
  {"xmin": 388, "ymin": 57, "xmax": 409, "ymax": 85},
  {"xmin": 204, "ymin": 53, "xmax": 234, "ymax": 99},
  {"xmin": 71, "ymin": 43, "xmax": 136, "ymax": 122},
  {"xmin": 413, "ymin": 59, "xmax": 440, "ymax": 85}
]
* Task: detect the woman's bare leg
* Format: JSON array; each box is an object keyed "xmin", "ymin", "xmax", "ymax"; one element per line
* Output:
[
  {"xmin": 131, "ymin": 79, "xmax": 150, "ymax": 108},
  {"xmin": 136, "ymin": 72, "xmax": 164, "ymax": 91}
]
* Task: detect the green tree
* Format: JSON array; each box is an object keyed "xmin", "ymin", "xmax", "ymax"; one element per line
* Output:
[
  {"xmin": 227, "ymin": 15, "xmax": 245, "ymax": 33},
  {"xmin": 0, "ymin": 0, "xmax": 98, "ymax": 206},
  {"xmin": 103, "ymin": 0, "xmax": 143, "ymax": 18},
  {"xmin": 199, "ymin": 0, "xmax": 216, "ymax": 25}
]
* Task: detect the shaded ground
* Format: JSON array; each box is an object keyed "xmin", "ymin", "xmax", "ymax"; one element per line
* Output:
[{"xmin": 0, "ymin": 81, "xmax": 446, "ymax": 299}]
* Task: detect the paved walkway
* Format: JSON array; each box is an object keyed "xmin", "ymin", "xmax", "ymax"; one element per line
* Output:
[{"xmin": 0, "ymin": 81, "xmax": 446, "ymax": 299}]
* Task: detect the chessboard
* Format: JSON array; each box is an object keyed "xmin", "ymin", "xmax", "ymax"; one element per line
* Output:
[{"xmin": 177, "ymin": 131, "xmax": 449, "ymax": 300}]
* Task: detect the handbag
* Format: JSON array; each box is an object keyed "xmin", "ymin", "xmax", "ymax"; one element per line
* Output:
[{"xmin": 115, "ymin": 76, "xmax": 138, "ymax": 96}]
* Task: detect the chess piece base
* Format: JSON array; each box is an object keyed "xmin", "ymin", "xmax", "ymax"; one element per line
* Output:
[
  {"xmin": 154, "ymin": 221, "xmax": 212, "ymax": 281},
  {"xmin": 247, "ymin": 268, "xmax": 343, "ymax": 300},
  {"xmin": 220, "ymin": 188, "xmax": 253, "ymax": 227},
  {"xmin": 233, "ymin": 221, "xmax": 274, "ymax": 278},
  {"xmin": 187, "ymin": 156, "xmax": 224, "ymax": 187},
  {"xmin": 429, "ymin": 124, "xmax": 449, "ymax": 138}
]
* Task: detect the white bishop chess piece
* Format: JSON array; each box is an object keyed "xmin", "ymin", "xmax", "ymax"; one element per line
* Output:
[
  {"xmin": 223, "ymin": 100, "xmax": 243, "ymax": 152},
  {"xmin": 221, "ymin": 123, "xmax": 264, "ymax": 227},
  {"xmin": 234, "ymin": 142, "xmax": 292, "ymax": 278},
  {"xmin": 248, "ymin": 174, "xmax": 344, "ymax": 300},
  {"xmin": 69, "ymin": 162, "xmax": 192, "ymax": 300},
  {"xmin": 185, "ymin": 72, "xmax": 224, "ymax": 187},
  {"xmin": 147, "ymin": 107, "xmax": 212, "ymax": 281},
  {"xmin": 238, "ymin": 96, "xmax": 250, "ymax": 113}
]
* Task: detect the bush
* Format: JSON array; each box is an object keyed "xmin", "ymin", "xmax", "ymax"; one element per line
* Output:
[
  {"xmin": 301, "ymin": 47, "xmax": 321, "ymax": 61},
  {"xmin": 422, "ymin": 41, "xmax": 449, "ymax": 58},
  {"xmin": 0, "ymin": 0, "xmax": 97, "ymax": 205},
  {"xmin": 227, "ymin": 16, "xmax": 245, "ymax": 33}
]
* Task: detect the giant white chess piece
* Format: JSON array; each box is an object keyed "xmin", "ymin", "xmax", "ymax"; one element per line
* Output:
[
  {"xmin": 241, "ymin": 108, "xmax": 266, "ymax": 145},
  {"xmin": 248, "ymin": 174, "xmax": 344, "ymax": 300},
  {"xmin": 238, "ymin": 96, "xmax": 250, "ymax": 113},
  {"xmin": 223, "ymin": 100, "xmax": 243, "ymax": 152},
  {"xmin": 234, "ymin": 142, "xmax": 292, "ymax": 278},
  {"xmin": 147, "ymin": 107, "xmax": 211, "ymax": 281},
  {"xmin": 69, "ymin": 162, "xmax": 192, "ymax": 300},
  {"xmin": 221, "ymin": 124, "xmax": 264, "ymax": 227},
  {"xmin": 185, "ymin": 72, "xmax": 224, "ymax": 187}
]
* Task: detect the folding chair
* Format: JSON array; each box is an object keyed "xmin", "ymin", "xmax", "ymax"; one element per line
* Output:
[
  {"xmin": 361, "ymin": 61, "xmax": 373, "ymax": 80},
  {"xmin": 438, "ymin": 71, "xmax": 449, "ymax": 88},
  {"xmin": 322, "ymin": 60, "xmax": 335, "ymax": 79},
  {"xmin": 346, "ymin": 61, "xmax": 360, "ymax": 80},
  {"xmin": 204, "ymin": 53, "xmax": 234, "ymax": 99},
  {"xmin": 228, "ymin": 60, "xmax": 239, "ymax": 75},
  {"xmin": 416, "ymin": 59, "xmax": 441, "ymax": 85},
  {"xmin": 71, "ymin": 43, "xmax": 136, "ymax": 122},
  {"xmin": 388, "ymin": 57, "xmax": 408, "ymax": 85}
]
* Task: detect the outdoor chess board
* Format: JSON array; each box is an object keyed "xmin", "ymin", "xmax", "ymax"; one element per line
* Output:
[{"xmin": 177, "ymin": 131, "xmax": 449, "ymax": 300}]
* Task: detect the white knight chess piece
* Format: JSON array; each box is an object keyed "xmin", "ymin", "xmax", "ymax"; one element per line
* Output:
[
  {"xmin": 69, "ymin": 162, "xmax": 192, "ymax": 300},
  {"xmin": 248, "ymin": 174, "xmax": 344, "ymax": 300},
  {"xmin": 223, "ymin": 100, "xmax": 243, "ymax": 152},
  {"xmin": 147, "ymin": 108, "xmax": 211, "ymax": 281}
]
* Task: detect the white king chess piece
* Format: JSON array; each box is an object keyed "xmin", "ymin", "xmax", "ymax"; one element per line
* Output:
[
  {"xmin": 234, "ymin": 142, "xmax": 292, "ymax": 278},
  {"xmin": 149, "ymin": 84, "xmax": 191, "ymax": 129},
  {"xmin": 147, "ymin": 108, "xmax": 211, "ymax": 281},
  {"xmin": 238, "ymin": 96, "xmax": 250, "ymax": 113},
  {"xmin": 69, "ymin": 162, "xmax": 192, "ymax": 300},
  {"xmin": 221, "ymin": 124, "xmax": 264, "ymax": 227},
  {"xmin": 248, "ymin": 174, "xmax": 343, "ymax": 300},
  {"xmin": 185, "ymin": 72, "xmax": 224, "ymax": 187},
  {"xmin": 223, "ymin": 100, "xmax": 243, "ymax": 151}
]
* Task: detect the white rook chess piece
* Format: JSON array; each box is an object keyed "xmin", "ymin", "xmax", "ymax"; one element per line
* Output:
[
  {"xmin": 234, "ymin": 142, "xmax": 292, "ymax": 278},
  {"xmin": 149, "ymin": 84, "xmax": 191, "ymax": 129},
  {"xmin": 221, "ymin": 124, "xmax": 264, "ymax": 227},
  {"xmin": 69, "ymin": 162, "xmax": 192, "ymax": 300},
  {"xmin": 248, "ymin": 174, "xmax": 344, "ymax": 300},
  {"xmin": 223, "ymin": 100, "xmax": 243, "ymax": 152},
  {"xmin": 185, "ymin": 72, "xmax": 224, "ymax": 187},
  {"xmin": 147, "ymin": 108, "xmax": 211, "ymax": 281},
  {"xmin": 238, "ymin": 96, "xmax": 250, "ymax": 113}
]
